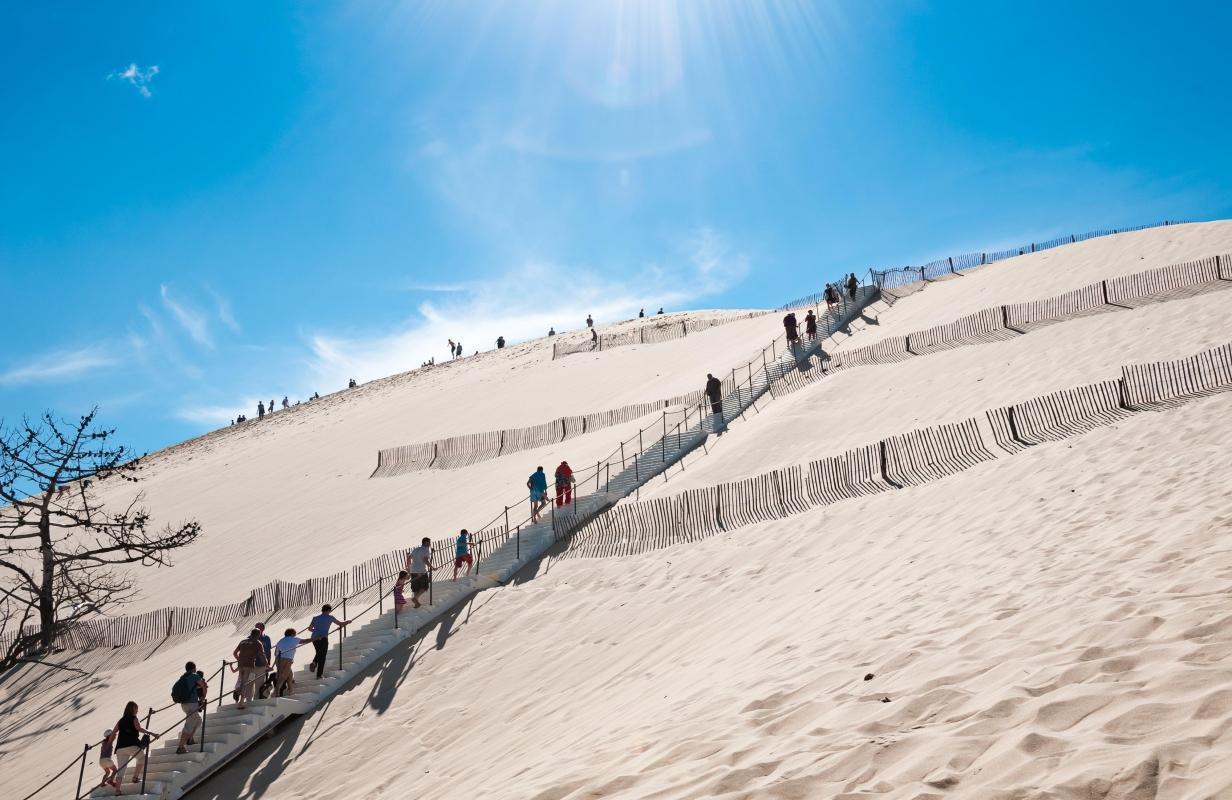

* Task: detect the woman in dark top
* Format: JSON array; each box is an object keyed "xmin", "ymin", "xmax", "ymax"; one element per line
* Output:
[{"xmin": 110, "ymin": 701, "xmax": 158, "ymax": 791}]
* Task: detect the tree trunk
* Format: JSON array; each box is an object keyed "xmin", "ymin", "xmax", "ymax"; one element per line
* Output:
[{"xmin": 39, "ymin": 513, "xmax": 55, "ymax": 651}]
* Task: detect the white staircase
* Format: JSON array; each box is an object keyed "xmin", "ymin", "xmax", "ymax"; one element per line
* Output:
[{"xmin": 95, "ymin": 287, "xmax": 878, "ymax": 800}]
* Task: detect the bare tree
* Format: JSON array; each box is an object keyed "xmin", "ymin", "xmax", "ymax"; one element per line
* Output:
[{"xmin": 0, "ymin": 408, "xmax": 200, "ymax": 671}]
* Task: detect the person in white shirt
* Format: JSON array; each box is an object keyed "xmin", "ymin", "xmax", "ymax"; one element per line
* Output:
[
  {"xmin": 273, "ymin": 628, "xmax": 311, "ymax": 697},
  {"xmin": 405, "ymin": 537, "xmax": 435, "ymax": 608}
]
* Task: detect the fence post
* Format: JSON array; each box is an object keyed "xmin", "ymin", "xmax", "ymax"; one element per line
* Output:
[
  {"xmin": 75, "ymin": 743, "xmax": 89, "ymax": 800},
  {"xmin": 1218, "ymin": 254, "xmax": 1227, "ymax": 281},
  {"xmin": 682, "ymin": 321, "xmax": 687, "ymax": 336},
  {"xmin": 981, "ymin": 252, "xmax": 986, "ymax": 265},
  {"xmin": 140, "ymin": 708, "xmax": 152, "ymax": 795},
  {"xmin": 948, "ymin": 256, "xmax": 955, "ymax": 274}
]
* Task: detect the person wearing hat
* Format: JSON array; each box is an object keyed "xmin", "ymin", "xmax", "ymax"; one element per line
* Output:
[
  {"xmin": 98, "ymin": 728, "xmax": 117, "ymax": 787},
  {"xmin": 554, "ymin": 461, "xmax": 575, "ymax": 507}
]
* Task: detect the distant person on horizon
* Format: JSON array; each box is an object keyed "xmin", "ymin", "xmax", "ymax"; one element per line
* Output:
[
  {"xmin": 824, "ymin": 284, "xmax": 839, "ymax": 311},
  {"xmin": 847, "ymin": 273, "xmax": 859, "ymax": 301},
  {"xmin": 528, "ymin": 466, "xmax": 549, "ymax": 522},
  {"xmin": 406, "ymin": 537, "xmax": 434, "ymax": 608},
  {"xmin": 586, "ymin": 314, "xmax": 594, "ymax": 327},
  {"xmin": 257, "ymin": 401, "xmax": 266, "ymax": 419},
  {"xmin": 705, "ymin": 373, "xmax": 725, "ymax": 434},
  {"xmin": 548, "ymin": 327, "xmax": 556, "ymax": 336},
  {"xmin": 783, "ymin": 312, "xmax": 799, "ymax": 347},
  {"xmin": 496, "ymin": 336, "xmax": 505, "ymax": 349},
  {"xmin": 805, "ymin": 310, "xmax": 818, "ymax": 340},
  {"xmin": 554, "ymin": 461, "xmax": 575, "ymax": 507},
  {"xmin": 456, "ymin": 341, "xmax": 463, "ymax": 358},
  {"xmin": 657, "ymin": 307, "xmax": 664, "ymax": 314},
  {"xmin": 448, "ymin": 339, "xmax": 455, "ymax": 359},
  {"xmin": 453, "ymin": 529, "xmax": 473, "ymax": 580},
  {"xmin": 282, "ymin": 396, "xmax": 289, "ymax": 409},
  {"xmin": 639, "ymin": 308, "xmax": 645, "ymax": 318},
  {"xmin": 269, "ymin": 399, "xmax": 275, "ymax": 415},
  {"xmin": 307, "ymin": 604, "xmax": 349, "ymax": 680}
]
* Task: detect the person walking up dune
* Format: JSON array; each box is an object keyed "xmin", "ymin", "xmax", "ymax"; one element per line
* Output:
[
  {"xmin": 232, "ymin": 630, "xmax": 268, "ymax": 710},
  {"xmin": 109, "ymin": 701, "xmax": 158, "ymax": 791},
  {"xmin": 307, "ymin": 605, "xmax": 350, "ymax": 680},
  {"xmin": 257, "ymin": 401, "xmax": 266, "ymax": 420},
  {"xmin": 805, "ymin": 310, "xmax": 818, "ymax": 340},
  {"xmin": 824, "ymin": 284, "xmax": 839, "ymax": 311},
  {"xmin": 453, "ymin": 529, "xmax": 473, "ymax": 580},
  {"xmin": 554, "ymin": 461, "xmax": 575, "ymax": 506},
  {"xmin": 527, "ymin": 466, "xmax": 548, "ymax": 521},
  {"xmin": 406, "ymin": 537, "xmax": 434, "ymax": 607},
  {"xmin": 705, "ymin": 373, "xmax": 726, "ymax": 434},
  {"xmin": 847, "ymin": 272, "xmax": 859, "ymax": 301},
  {"xmin": 171, "ymin": 661, "xmax": 207, "ymax": 753},
  {"xmin": 783, "ymin": 311, "xmax": 799, "ymax": 348},
  {"xmin": 273, "ymin": 628, "xmax": 310, "ymax": 698}
]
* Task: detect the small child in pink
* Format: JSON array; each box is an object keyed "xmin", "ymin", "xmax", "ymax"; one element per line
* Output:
[{"xmin": 393, "ymin": 571, "xmax": 408, "ymax": 612}]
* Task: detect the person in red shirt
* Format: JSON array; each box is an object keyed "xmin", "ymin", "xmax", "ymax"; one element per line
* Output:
[{"xmin": 554, "ymin": 461, "xmax": 575, "ymax": 507}]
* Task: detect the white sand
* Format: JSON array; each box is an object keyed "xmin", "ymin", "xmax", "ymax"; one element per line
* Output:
[{"xmin": 5, "ymin": 223, "xmax": 1232, "ymax": 799}]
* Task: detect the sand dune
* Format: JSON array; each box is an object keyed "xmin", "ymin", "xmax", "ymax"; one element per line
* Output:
[{"xmin": 4, "ymin": 223, "xmax": 1232, "ymax": 800}]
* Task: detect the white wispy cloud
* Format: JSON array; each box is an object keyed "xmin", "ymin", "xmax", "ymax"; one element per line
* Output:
[
  {"xmin": 108, "ymin": 63, "xmax": 160, "ymax": 98},
  {"xmin": 305, "ymin": 226, "xmax": 751, "ymax": 388},
  {"xmin": 160, "ymin": 284, "xmax": 213, "ymax": 348},
  {"xmin": 210, "ymin": 289, "xmax": 241, "ymax": 333},
  {"xmin": 0, "ymin": 346, "xmax": 120, "ymax": 386}
]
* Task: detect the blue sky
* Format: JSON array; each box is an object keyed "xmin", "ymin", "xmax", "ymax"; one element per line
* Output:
[{"xmin": 2, "ymin": 1, "xmax": 1229, "ymax": 455}]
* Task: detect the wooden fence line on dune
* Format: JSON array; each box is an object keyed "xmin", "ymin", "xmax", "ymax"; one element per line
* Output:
[
  {"xmin": 561, "ymin": 341, "xmax": 1232, "ymax": 560},
  {"xmin": 371, "ymin": 389, "xmax": 707, "ymax": 477},
  {"xmin": 868, "ymin": 220, "xmax": 1181, "ymax": 290},
  {"xmin": 764, "ymin": 253, "xmax": 1232, "ymax": 400},
  {"xmin": 551, "ymin": 311, "xmax": 773, "ymax": 360}
]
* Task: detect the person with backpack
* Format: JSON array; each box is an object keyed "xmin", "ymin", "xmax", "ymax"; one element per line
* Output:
[
  {"xmin": 232, "ymin": 629, "xmax": 268, "ymax": 710},
  {"xmin": 171, "ymin": 662, "xmax": 208, "ymax": 754},
  {"xmin": 846, "ymin": 272, "xmax": 859, "ymax": 301},
  {"xmin": 406, "ymin": 537, "xmax": 434, "ymax": 608}
]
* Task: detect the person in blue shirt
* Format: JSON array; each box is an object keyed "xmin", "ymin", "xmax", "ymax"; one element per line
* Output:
[
  {"xmin": 527, "ymin": 466, "xmax": 548, "ymax": 522},
  {"xmin": 306, "ymin": 604, "xmax": 350, "ymax": 680},
  {"xmin": 452, "ymin": 529, "xmax": 473, "ymax": 580}
]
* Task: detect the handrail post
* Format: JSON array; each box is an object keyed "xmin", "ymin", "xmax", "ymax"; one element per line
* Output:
[
  {"xmin": 338, "ymin": 597, "xmax": 346, "ymax": 670},
  {"xmin": 595, "ymin": 460, "xmax": 599, "ymax": 494},
  {"xmin": 379, "ymin": 576, "xmax": 383, "ymax": 615},
  {"xmin": 516, "ymin": 524, "xmax": 521, "ymax": 559},
  {"xmin": 620, "ymin": 442, "xmax": 625, "ymax": 469},
  {"xmin": 140, "ymin": 707, "xmax": 152, "ymax": 795},
  {"xmin": 200, "ymin": 698, "xmax": 208, "ymax": 752},
  {"xmin": 429, "ymin": 560, "xmax": 434, "ymax": 606},
  {"xmin": 74, "ymin": 743, "xmax": 89, "ymax": 800},
  {"xmin": 218, "ymin": 660, "xmax": 226, "ymax": 709}
]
